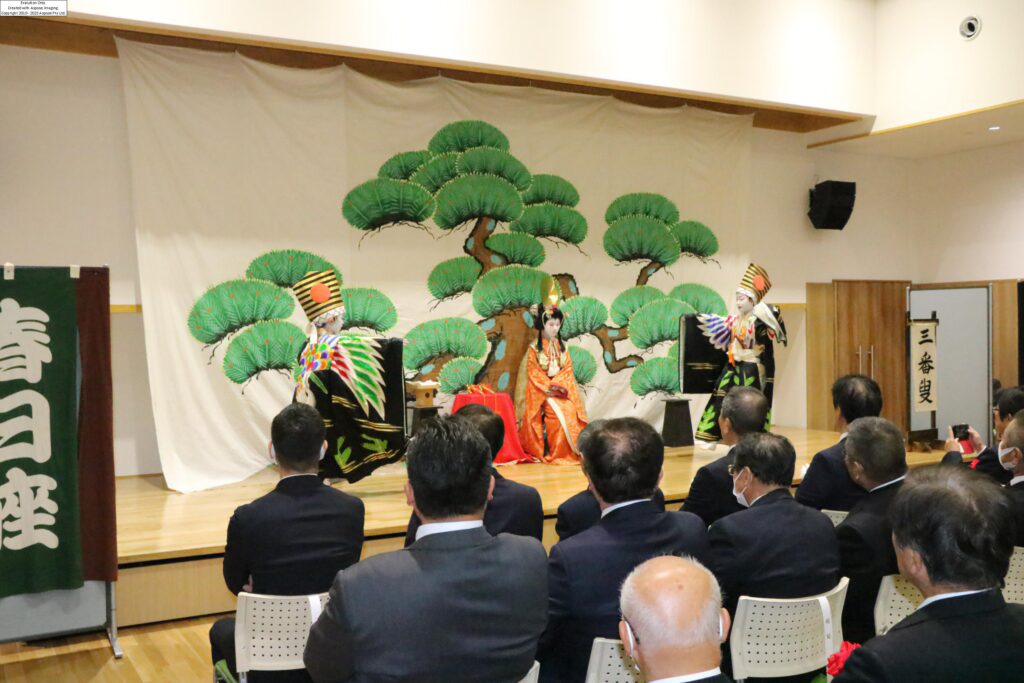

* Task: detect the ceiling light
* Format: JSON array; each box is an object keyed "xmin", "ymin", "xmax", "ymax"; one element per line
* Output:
[{"xmin": 989, "ymin": 126, "xmax": 1001, "ymax": 132}]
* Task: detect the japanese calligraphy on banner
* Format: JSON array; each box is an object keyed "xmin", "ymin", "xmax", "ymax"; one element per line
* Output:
[
  {"xmin": 910, "ymin": 319, "xmax": 939, "ymax": 414},
  {"xmin": 0, "ymin": 268, "xmax": 82, "ymax": 598}
]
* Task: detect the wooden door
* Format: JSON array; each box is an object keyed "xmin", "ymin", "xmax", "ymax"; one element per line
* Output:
[{"xmin": 834, "ymin": 281, "xmax": 910, "ymax": 430}]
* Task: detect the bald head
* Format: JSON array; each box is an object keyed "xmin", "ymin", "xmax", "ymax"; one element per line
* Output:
[{"xmin": 620, "ymin": 556, "xmax": 723, "ymax": 653}]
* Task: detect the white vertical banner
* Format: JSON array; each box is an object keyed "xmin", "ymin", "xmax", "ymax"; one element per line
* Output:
[{"xmin": 910, "ymin": 320, "xmax": 938, "ymax": 413}]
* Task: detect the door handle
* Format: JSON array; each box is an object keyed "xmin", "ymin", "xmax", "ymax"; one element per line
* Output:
[
  {"xmin": 869, "ymin": 345, "xmax": 875, "ymax": 378},
  {"xmin": 856, "ymin": 346, "xmax": 863, "ymax": 374}
]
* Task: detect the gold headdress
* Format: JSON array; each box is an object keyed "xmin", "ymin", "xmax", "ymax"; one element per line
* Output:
[
  {"xmin": 293, "ymin": 270, "xmax": 344, "ymax": 326},
  {"xmin": 736, "ymin": 264, "xmax": 771, "ymax": 303}
]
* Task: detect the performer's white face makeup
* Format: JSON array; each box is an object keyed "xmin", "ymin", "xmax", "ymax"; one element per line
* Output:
[
  {"xmin": 735, "ymin": 293, "xmax": 754, "ymax": 315},
  {"xmin": 320, "ymin": 311, "xmax": 345, "ymax": 334},
  {"xmin": 543, "ymin": 317, "xmax": 562, "ymax": 340}
]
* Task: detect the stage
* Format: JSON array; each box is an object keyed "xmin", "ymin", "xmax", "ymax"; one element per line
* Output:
[{"xmin": 113, "ymin": 427, "xmax": 951, "ymax": 627}]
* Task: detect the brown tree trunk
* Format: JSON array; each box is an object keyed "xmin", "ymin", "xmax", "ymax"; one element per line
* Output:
[
  {"xmin": 464, "ymin": 217, "xmax": 507, "ymax": 275},
  {"xmin": 411, "ymin": 353, "xmax": 458, "ymax": 383},
  {"xmin": 475, "ymin": 308, "xmax": 536, "ymax": 396},
  {"xmin": 635, "ymin": 260, "xmax": 664, "ymax": 286}
]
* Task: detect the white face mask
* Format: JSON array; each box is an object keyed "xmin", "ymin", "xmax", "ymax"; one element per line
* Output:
[
  {"xmin": 998, "ymin": 444, "xmax": 1019, "ymax": 471},
  {"xmin": 732, "ymin": 470, "xmax": 750, "ymax": 508}
]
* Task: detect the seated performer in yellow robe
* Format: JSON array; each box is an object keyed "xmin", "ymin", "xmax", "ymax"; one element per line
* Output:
[{"xmin": 519, "ymin": 306, "xmax": 588, "ymax": 465}]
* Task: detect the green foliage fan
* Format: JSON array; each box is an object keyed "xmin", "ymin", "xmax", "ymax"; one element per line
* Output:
[
  {"xmin": 427, "ymin": 256, "xmax": 482, "ymax": 301},
  {"xmin": 522, "ymin": 174, "xmax": 580, "ymax": 208},
  {"xmin": 457, "ymin": 147, "xmax": 532, "ymax": 191},
  {"xmin": 605, "ymin": 192, "xmax": 680, "ymax": 225},
  {"xmin": 558, "ymin": 296, "xmax": 608, "ymax": 340},
  {"xmin": 409, "ymin": 153, "xmax": 462, "ymax": 194},
  {"xmin": 222, "ymin": 321, "xmax": 306, "ymax": 384},
  {"xmin": 672, "ymin": 220, "xmax": 720, "ymax": 260},
  {"xmin": 403, "ymin": 317, "xmax": 488, "ymax": 371},
  {"xmin": 668, "ymin": 283, "xmax": 728, "ymax": 315},
  {"xmin": 568, "ymin": 346, "xmax": 598, "ymax": 386},
  {"xmin": 433, "ymin": 175, "xmax": 524, "ymax": 230},
  {"xmin": 485, "ymin": 233, "xmax": 545, "ymax": 267},
  {"xmin": 340, "ymin": 288, "xmax": 398, "ymax": 332},
  {"xmin": 245, "ymin": 250, "xmax": 342, "ymax": 288},
  {"xmin": 472, "ymin": 265, "xmax": 553, "ymax": 318},
  {"xmin": 378, "ymin": 150, "xmax": 433, "ymax": 181},
  {"xmin": 509, "ymin": 204, "xmax": 588, "ymax": 245},
  {"xmin": 428, "ymin": 120, "xmax": 510, "ymax": 154},
  {"xmin": 629, "ymin": 357, "xmax": 680, "ymax": 396},
  {"xmin": 188, "ymin": 279, "xmax": 294, "ymax": 345},
  {"xmin": 437, "ymin": 357, "xmax": 484, "ymax": 394},
  {"xmin": 610, "ymin": 286, "xmax": 666, "ymax": 327},
  {"xmin": 629, "ymin": 298, "xmax": 695, "ymax": 350},
  {"xmin": 603, "ymin": 216, "xmax": 682, "ymax": 266},
  {"xmin": 342, "ymin": 178, "xmax": 435, "ymax": 230}
]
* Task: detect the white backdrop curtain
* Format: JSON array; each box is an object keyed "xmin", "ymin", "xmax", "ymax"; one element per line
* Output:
[{"xmin": 116, "ymin": 38, "xmax": 753, "ymax": 492}]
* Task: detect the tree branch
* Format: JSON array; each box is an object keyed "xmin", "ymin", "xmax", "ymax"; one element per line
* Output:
[
  {"xmin": 635, "ymin": 260, "xmax": 665, "ymax": 286},
  {"xmin": 464, "ymin": 217, "xmax": 507, "ymax": 275}
]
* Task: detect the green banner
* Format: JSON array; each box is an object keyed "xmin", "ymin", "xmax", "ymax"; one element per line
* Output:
[{"xmin": 0, "ymin": 268, "xmax": 82, "ymax": 598}]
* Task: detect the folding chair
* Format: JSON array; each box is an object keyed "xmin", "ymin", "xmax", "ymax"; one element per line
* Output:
[
  {"xmin": 730, "ymin": 577, "xmax": 849, "ymax": 683},
  {"xmin": 584, "ymin": 637, "xmax": 645, "ymax": 682},
  {"xmin": 821, "ymin": 509, "xmax": 848, "ymax": 527},
  {"xmin": 233, "ymin": 591, "xmax": 329, "ymax": 683},
  {"xmin": 873, "ymin": 574, "xmax": 923, "ymax": 636}
]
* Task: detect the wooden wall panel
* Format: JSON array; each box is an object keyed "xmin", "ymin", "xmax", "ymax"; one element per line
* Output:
[
  {"xmin": 991, "ymin": 280, "xmax": 1020, "ymax": 388},
  {"xmin": 806, "ymin": 283, "xmax": 837, "ymax": 430}
]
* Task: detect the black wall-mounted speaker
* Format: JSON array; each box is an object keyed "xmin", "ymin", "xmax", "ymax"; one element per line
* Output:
[{"xmin": 808, "ymin": 180, "xmax": 856, "ymax": 230}]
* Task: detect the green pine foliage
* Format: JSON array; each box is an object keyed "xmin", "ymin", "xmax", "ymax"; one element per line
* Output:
[
  {"xmin": 409, "ymin": 153, "xmax": 462, "ymax": 194},
  {"xmin": 437, "ymin": 357, "xmax": 484, "ymax": 394},
  {"xmin": 568, "ymin": 345, "xmax": 598, "ymax": 386},
  {"xmin": 457, "ymin": 147, "xmax": 533, "ymax": 191},
  {"xmin": 509, "ymin": 204, "xmax": 588, "ymax": 245},
  {"xmin": 558, "ymin": 296, "xmax": 608, "ymax": 340},
  {"xmin": 521, "ymin": 174, "xmax": 580, "ymax": 208},
  {"xmin": 668, "ymin": 283, "xmax": 728, "ymax": 315},
  {"xmin": 666, "ymin": 340, "xmax": 680, "ymax": 362},
  {"xmin": 605, "ymin": 193, "xmax": 680, "ymax": 226},
  {"xmin": 378, "ymin": 150, "xmax": 433, "ymax": 181},
  {"xmin": 339, "ymin": 288, "xmax": 398, "ymax": 332},
  {"xmin": 342, "ymin": 178, "xmax": 435, "ymax": 230},
  {"xmin": 485, "ymin": 233, "xmax": 545, "ymax": 267},
  {"xmin": 472, "ymin": 265, "xmax": 553, "ymax": 318},
  {"xmin": 629, "ymin": 298, "xmax": 696, "ymax": 349},
  {"xmin": 245, "ymin": 250, "xmax": 342, "ymax": 288},
  {"xmin": 433, "ymin": 175, "xmax": 524, "ymax": 230},
  {"xmin": 603, "ymin": 216, "xmax": 682, "ymax": 266},
  {"xmin": 629, "ymin": 357, "xmax": 680, "ymax": 396},
  {"xmin": 427, "ymin": 256, "xmax": 482, "ymax": 301},
  {"xmin": 222, "ymin": 321, "xmax": 306, "ymax": 384},
  {"xmin": 428, "ymin": 120, "xmax": 510, "ymax": 154},
  {"xmin": 188, "ymin": 279, "xmax": 294, "ymax": 345},
  {"xmin": 610, "ymin": 285, "xmax": 666, "ymax": 327},
  {"xmin": 672, "ymin": 220, "xmax": 719, "ymax": 259},
  {"xmin": 403, "ymin": 317, "xmax": 488, "ymax": 370}
]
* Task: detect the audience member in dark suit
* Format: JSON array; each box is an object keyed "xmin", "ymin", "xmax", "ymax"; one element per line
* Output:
[
  {"xmin": 943, "ymin": 386, "xmax": 1024, "ymax": 485},
  {"xmin": 304, "ymin": 415, "xmax": 547, "ymax": 683},
  {"xmin": 404, "ymin": 404, "xmax": 542, "ymax": 545},
  {"xmin": 619, "ymin": 556, "xmax": 734, "ymax": 683},
  {"xmin": 682, "ymin": 387, "xmax": 769, "ymax": 526},
  {"xmin": 995, "ymin": 410, "xmax": 1024, "ymax": 545},
  {"xmin": 796, "ymin": 375, "xmax": 880, "ymax": 511},
  {"xmin": 210, "ymin": 404, "xmax": 365, "ymax": 683},
  {"xmin": 835, "ymin": 466, "xmax": 1024, "ymax": 682},
  {"xmin": 538, "ymin": 418, "xmax": 710, "ymax": 683},
  {"xmin": 835, "ymin": 417, "xmax": 907, "ymax": 644},
  {"xmin": 708, "ymin": 432, "xmax": 840, "ymax": 616}
]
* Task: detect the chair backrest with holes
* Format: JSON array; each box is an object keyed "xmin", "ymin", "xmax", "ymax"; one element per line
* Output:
[
  {"xmin": 873, "ymin": 574, "xmax": 923, "ymax": 636},
  {"xmin": 234, "ymin": 592, "xmax": 329, "ymax": 674},
  {"xmin": 822, "ymin": 509, "xmax": 848, "ymax": 527},
  {"xmin": 730, "ymin": 577, "xmax": 849, "ymax": 681},
  {"xmin": 584, "ymin": 638, "xmax": 645, "ymax": 683},
  {"xmin": 1004, "ymin": 547, "xmax": 1024, "ymax": 605}
]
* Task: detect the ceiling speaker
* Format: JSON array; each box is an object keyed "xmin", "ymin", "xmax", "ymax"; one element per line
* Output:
[{"xmin": 808, "ymin": 180, "xmax": 856, "ymax": 230}]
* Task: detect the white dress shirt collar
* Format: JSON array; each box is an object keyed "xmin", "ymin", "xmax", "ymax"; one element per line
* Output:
[
  {"xmin": 649, "ymin": 668, "xmax": 722, "ymax": 683},
  {"xmin": 1009, "ymin": 475, "xmax": 1024, "ymax": 487},
  {"xmin": 278, "ymin": 473, "xmax": 320, "ymax": 481},
  {"xmin": 917, "ymin": 588, "xmax": 989, "ymax": 611},
  {"xmin": 414, "ymin": 520, "xmax": 484, "ymax": 542},
  {"xmin": 870, "ymin": 474, "xmax": 906, "ymax": 493},
  {"xmin": 601, "ymin": 499, "xmax": 648, "ymax": 518}
]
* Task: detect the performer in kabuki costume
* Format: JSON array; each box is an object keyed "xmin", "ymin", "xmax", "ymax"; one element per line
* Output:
[
  {"xmin": 518, "ymin": 279, "xmax": 588, "ymax": 464},
  {"xmin": 679, "ymin": 264, "xmax": 786, "ymax": 443},
  {"xmin": 292, "ymin": 270, "xmax": 405, "ymax": 482}
]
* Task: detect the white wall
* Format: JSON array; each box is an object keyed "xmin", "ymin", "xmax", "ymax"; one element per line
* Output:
[{"xmin": 68, "ymin": 0, "xmax": 876, "ymax": 116}]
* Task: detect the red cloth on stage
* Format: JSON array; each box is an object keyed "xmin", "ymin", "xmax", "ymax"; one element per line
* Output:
[{"xmin": 452, "ymin": 392, "xmax": 532, "ymax": 464}]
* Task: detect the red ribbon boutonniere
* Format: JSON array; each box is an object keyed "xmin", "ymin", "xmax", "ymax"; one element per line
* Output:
[
  {"xmin": 969, "ymin": 458, "xmax": 980, "ymax": 469},
  {"xmin": 826, "ymin": 641, "xmax": 861, "ymax": 676}
]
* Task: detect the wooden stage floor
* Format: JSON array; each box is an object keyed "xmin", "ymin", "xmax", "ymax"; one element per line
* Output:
[{"xmin": 112, "ymin": 427, "xmax": 950, "ymax": 627}]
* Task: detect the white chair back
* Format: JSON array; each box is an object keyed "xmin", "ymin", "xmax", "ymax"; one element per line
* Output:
[
  {"xmin": 234, "ymin": 592, "xmax": 329, "ymax": 680},
  {"xmin": 873, "ymin": 574, "xmax": 923, "ymax": 636},
  {"xmin": 822, "ymin": 509, "xmax": 848, "ymax": 527},
  {"xmin": 518, "ymin": 660, "xmax": 540, "ymax": 683},
  {"xmin": 1004, "ymin": 547, "xmax": 1024, "ymax": 605},
  {"xmin": 584, "ymin": 638, "xmax": 645, "ymax": 683},
  {"xmin": 730, "ymin": 577, "xmax": 849, "ymax": 683}
]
